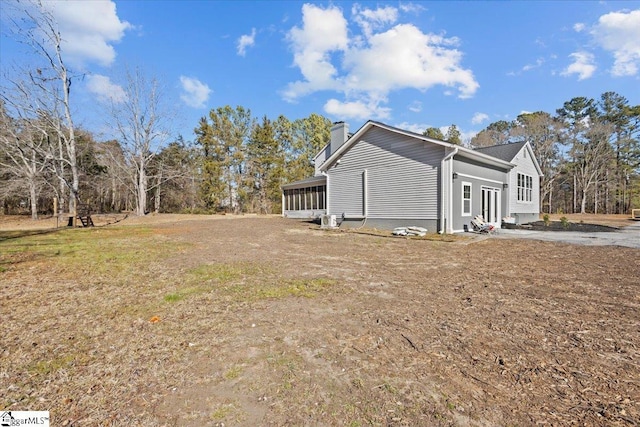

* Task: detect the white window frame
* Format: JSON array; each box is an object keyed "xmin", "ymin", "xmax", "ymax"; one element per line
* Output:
[
  {"xmin": 517, "ymin": 173, "xmax": 533, "ymax": 203},
  {"xmin": 462, "ymin": 181, "xmax": 472, "ymax": 216}
]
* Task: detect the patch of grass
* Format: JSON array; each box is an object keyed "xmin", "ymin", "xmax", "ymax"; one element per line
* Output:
[
  {"xmin": 251, "ymin": 277, "xmax": 336, "ymax": 300},
  {"xmin": 167, "ymin": 262, "xmax": 337, "ymax": 304},
  {"xmin": 28, "ymin": 354, "xmax": 80, "ymax": 375},
  {"xmin": 189, "ymin": 263, "xmax": 248, "ymax": 283},
  {"xmin": 224, "ymin": 365, "xmax": 243, "ymax": 380},
  {"xmin": 0, "ymin": 226, "xmax": 180, "ymax": 280},
  {"xmin": 163, "ymin": 293, "xmax": 184, "ymax": 303},
  {"xmin": 381, "ymin": 382, "xmax": 398, "ymax": 394},
  {"xmin": 210, "ymin": 404, "xmax": 234, "ymax": 420}
]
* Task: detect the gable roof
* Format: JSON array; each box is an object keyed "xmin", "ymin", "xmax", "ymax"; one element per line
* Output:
[
  {"xmin": 474, "ymin": 142, "xmax": 527, "ymax": 162},
  {"xmin": 475, "ymin": 141, "xmax": 543, "ymax": 176},
  {"xmin": 319, "ymin": 120, "xmax": 514, "ymax": 172}
]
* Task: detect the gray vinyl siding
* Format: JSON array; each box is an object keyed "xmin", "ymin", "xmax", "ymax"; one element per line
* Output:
[
  {"xmin": 314, "ymin": 145, "xmax": 331, "ymax": 176},
  {"xmin": 451, "ymin": 157, "xmax": 509, "ymax": 231},
  {"xmin": 328, "ymin": 127, "xmax": 444, "ymax": 220},
  {"xmin": 454, "ymin": 157, "xmax": 509, "ymax": 183},
  {"xmin": 509, "ymin": 146, "xmax": 540, "ymax": 217}
]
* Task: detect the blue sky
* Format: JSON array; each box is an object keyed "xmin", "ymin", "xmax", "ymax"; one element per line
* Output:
[{"xmin": 1, "ymin": 1, "xmax": 639, "ymax": 144}]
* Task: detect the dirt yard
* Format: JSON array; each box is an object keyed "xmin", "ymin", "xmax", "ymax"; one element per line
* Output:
[{"xmin": 1, "ymin": 214, "xmax": 638, "ymax": 426}]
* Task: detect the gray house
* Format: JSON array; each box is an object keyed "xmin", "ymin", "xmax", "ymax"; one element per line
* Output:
[{"xmin": 282, "ymin": 121, "xmax": 542, "ymax": 233}]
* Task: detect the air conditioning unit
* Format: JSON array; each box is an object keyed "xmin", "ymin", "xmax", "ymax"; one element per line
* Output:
[{"xmin": 321, "ymin": 214, "xmax": 337, "ymax": 228}]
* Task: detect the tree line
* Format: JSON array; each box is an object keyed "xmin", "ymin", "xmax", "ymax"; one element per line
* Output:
[
  {"xmin": 470, "ymin": 92, "xmax": 640, "ymax": 214},
  {"xmin": 0, "ymin": 96, "xmax": 331, "ymax": 218},
  {"xmin": 0, "ymin": 1, "xmax": 330, "ymax": 219},
  {"xmin": 1, "ymin": 2, "xmax": 638, "ymax": 220}
]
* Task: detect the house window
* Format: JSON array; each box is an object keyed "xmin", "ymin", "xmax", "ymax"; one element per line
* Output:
[
  {"xmin": 462, "ymin": 182, "xmax": 472, "ymax": 216},
  {"xmin": 517, "ymin": 173, "xmax": 533, "ymax": 202}
]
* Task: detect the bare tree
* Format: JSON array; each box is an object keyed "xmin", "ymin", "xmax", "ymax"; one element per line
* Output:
[
  {"xmin": 107, "ymin": 68, "xmax": 170, "ymax": 216},
  {"xmin": 3, "ymin": 0, "xmax": 82, "ymax": 221},
  {"xmin": 0, "ymin": 102, "xmax": 49, "ymax": 219},
  {"xmin": 94, "ymin": 140, "xmax": 131, "ymax": 212},
  {"xmin": 511, "ymin": 112, "xmax": 564, "ymax": 213},
  {"xmin": 573, "ymin": 120, "xmax": 615, "ymax": 214}
]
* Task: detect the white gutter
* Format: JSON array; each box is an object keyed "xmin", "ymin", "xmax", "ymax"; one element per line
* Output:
[{"xmin": 440, "ymin": 147, "xmax": 458, "ymax": 234}]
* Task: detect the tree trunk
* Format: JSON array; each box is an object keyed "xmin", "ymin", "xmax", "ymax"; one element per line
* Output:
[
  {"xmin": 29, "ymin": 179, "xmax": 38, "ymax": 220},
  {"xmin": 154, "ymin": 173, "xmax": 162, "ymax": 213},
  {"xmin": 573, "ymin": 174, "xmax": 577, "ymax": 214},
  {"xmin": 137, "ymin": 167, "xmax": 147, "ymax": 216},
  {"xmin": 111, "ymin": 177, "xmax": 118, "ymax": 212},
  {"xmin": 58, "ymin": 137, "xmax": 66, "ymax": 214}
]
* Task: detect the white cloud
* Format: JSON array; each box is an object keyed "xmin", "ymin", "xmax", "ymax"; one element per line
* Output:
[
  {"xmin": 399, "ymin": 3, "xmax": 426, "ymax": 14},
  {"xmin": 343, "ymin": 24, "xmax": 477, "ymax": 97},
  {"xmin": 458, "ymin": 129, "xmax": 477, "ymax": 146},
  {"xmin": 471, "ymin": 112, "xmax": 489, "ymax": 125},
  {"xmin": 573, "ymin": 22, "xmax": 586, "ymax": 32},
  {"xmin": 179, "ymin": 76, "xmax": 211, "ymax": 108},
  {"xmin": 591, "ymin": 9, "xmax": 640, "ymax": 77},
  {"xmin": 394, "ymin": 121, "xmax": 431, "ymax": 134},
  {"xmin": 408, "ymin": 101, "xmax": 422, "ymax": 113},
  {"xmin": 522, "ymin": 57, "xmax": 544, "ymax": 71},
  {"xmin": 86, "ymin": 74, "xmax": 127, "ymax": 103},
  {"xmin": 561, "ymin": 51, "xmax": 596, "ymax": 80},
  {"xmin": 324, "ymin": 98, "xmax": 391, "ymax": 120},
  {"xmin": 237, "ymin": 28, "xmax": 257, "ymax": 57},
  {"xmin": 352, "ymin": 4, "xmax": 398, "ymax": 38},
  {"xmin": 284, "ymin": 4, "xmax": 478, "ymax": 119},
  {"xmin": 42, "ymin": 0, "xmax": 132, "ymax": 67},
  {"xmin": 508, "ymin": 57, "xmax": 545, "ymax": 76},
  {"xmin": 283, "ymin": 4, "xmax": 349, "ymax": 100}
]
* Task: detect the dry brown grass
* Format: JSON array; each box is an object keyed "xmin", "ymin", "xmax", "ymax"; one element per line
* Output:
[
  {"xmin": 1, "ymin": 214, "xmax": 638, "ymax": 426},
  {"xmin": 545, "ymin": 213, "xmax": 636, "ymax": 227}
]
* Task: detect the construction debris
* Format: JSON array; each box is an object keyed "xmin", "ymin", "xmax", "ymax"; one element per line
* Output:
[{"xmin": 392, "ymin": 226, "xmax": 427, "ymax": 237}]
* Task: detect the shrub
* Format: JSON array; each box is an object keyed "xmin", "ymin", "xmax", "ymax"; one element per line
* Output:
[
  {"xmin": 560, "ymin": 216, "xmax": 570, "ymax": 229},
  {"xmin": 543, "ymin": 214, "xmax": 550, "ymax": 226}
]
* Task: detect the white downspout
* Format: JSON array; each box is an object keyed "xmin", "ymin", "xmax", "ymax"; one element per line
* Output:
[
  {"xmin": 440, "ymin": 147, "xmax": 458, "ymax": 234},
  {"xmin": 321, "ymin": 171, "xmax": 329, "ymax": 214}
]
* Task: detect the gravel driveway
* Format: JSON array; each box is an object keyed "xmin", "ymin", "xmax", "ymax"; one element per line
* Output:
[{"xmin": 495, "ymin": 220, "xmax": 640, "ymax": 248}]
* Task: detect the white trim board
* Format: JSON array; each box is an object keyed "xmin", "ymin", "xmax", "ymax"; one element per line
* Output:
[{"xmin": 455, "ymin": 173, "xmax": 504, "ymax": 186}]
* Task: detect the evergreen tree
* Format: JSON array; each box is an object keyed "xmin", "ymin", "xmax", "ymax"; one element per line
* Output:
[
  {"xmin": 195, "ymin": 105, "xmax": 252, "ymax": 212},
  {"xmin": 470, "ymin": 120, "xmax": 513, "ymax": 147},
  {"xmin": 286, "ymin": 114, "xmax": 331, "ymax": 182},
  {"xmin": 247, "ymin": 116, "xmax": 285, "ymax": 214},
  {"xmin": 445, "ymin": 124, "xmax": 462, "ymax": 145},
  {"xmin": 423, "ymin": 127, "xmax": 445, "ymax": 140}
]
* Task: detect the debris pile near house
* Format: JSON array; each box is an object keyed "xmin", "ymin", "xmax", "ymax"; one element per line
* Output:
[{"xmin": 392, "ymin": 226, "xmax": 427, "ymax": 237}]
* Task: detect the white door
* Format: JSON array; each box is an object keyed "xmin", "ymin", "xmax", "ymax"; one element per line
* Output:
[{"xmin": 481, "ymin": 186, "xmax": 501, "ymax": 227}]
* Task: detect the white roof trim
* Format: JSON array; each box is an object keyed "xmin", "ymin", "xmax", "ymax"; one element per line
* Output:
[{"xmin": 522, "ymin": 142, "xmax": 544, "ymax": 177}]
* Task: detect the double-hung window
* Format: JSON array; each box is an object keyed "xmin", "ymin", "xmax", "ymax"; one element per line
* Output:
[
  {"xmin": 462, "ymin": 182, "xmax": 472, "ymax": 216},
  {"xmin": 517, "ymin": 173, "xmax": 533, "ymax": 202}
]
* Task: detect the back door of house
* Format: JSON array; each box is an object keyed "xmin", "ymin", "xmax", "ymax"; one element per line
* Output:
[{"xmin": 481, "ymin": 186, "xmax": 501, "ymax": 227}]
